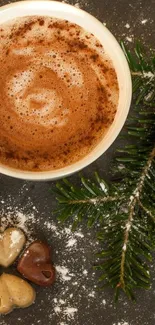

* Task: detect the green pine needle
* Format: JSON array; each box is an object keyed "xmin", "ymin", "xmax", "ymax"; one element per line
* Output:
[
  {"xmin": 53, "ymin": 42, "xmax": 155, "ymax": 300},
  {"xmin": 121, "ymin": 42, "xmax": 155, "ymax": 106}
]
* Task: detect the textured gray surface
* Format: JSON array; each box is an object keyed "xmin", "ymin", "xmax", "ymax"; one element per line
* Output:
[{"xmin": 0, "ymin": 1, "xmax": 155, "ymax": 325}]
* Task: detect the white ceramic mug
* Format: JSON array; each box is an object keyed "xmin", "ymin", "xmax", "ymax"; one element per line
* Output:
[{"xmin": 0, "ymin": 1, "xmax": 132, "ymax": 180}]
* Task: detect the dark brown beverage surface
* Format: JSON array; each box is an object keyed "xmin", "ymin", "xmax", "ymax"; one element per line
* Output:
[{"xmin": 0, "ymin": 16, "xmax": 119, "ymax": 171}]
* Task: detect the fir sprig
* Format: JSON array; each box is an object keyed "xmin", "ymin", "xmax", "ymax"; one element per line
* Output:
[
  {"xmin": 121, "ymin": 42, "xmax": 155, "ymax": 106},
  {"xmin": 54, "ymin": 43, "xmax": 155, "ymax": 300}
]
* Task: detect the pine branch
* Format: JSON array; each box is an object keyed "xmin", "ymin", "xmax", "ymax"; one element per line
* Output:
[
  {"xmin": 53, "ymin": 42, "xmax": 155, "ymax": 300},
  {"xmin": 138, "ymin": 199, "xmax": 155, "ymax": 221},
  {"xmin": 121, "ymin": 42, "xmax": 155, "ymax": 106},
  {"xmin": 117, "ymin": 147, "xmax": 155, "ymax": 294}
]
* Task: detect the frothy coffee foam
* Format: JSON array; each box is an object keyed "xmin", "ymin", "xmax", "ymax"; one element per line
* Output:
[{"xmin": 0, "ymin": 16, "xmax": 119, "ymax": 171}]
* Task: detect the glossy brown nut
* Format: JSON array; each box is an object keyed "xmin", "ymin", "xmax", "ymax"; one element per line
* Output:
[{"xmin": 17, "ymin": 241, "xmax": 56, "ymax": 287}]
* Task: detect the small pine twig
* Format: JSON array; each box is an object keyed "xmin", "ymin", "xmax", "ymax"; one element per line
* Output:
[
  {"xmin": 118, "ymin": 147, "xmax": 155, "ymax": 290},
  {"xmin": 138, "ymin": 199, "xmax": 155, "ymax": 222},
  {"xmin": 67, "ymin": 195, "xmax": 120, "ymax": 205}
]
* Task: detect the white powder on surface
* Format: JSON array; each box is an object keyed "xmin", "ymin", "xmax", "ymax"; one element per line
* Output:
[
  {"xmin": 54, "ymin": 306, "xmax": 61, "ymax": 314},
  {"xmin": 56, "ymin": 265, "xmax": 73, "ymax": 281},
  {"xmin": 113, "ymin": 323, "xmax": 129, "ymax": 325},
  {"xmin": 10, "ymin": 229, "xmax": 22, "ymax": 247},
  {"xmin": 122, "ymin": 244, "xmax": 127, "ymax": 251},
  {"xmin": 74, "ymin": 231, "xmax": 84, "ymax": 238},
  {"xmin": 44, "ymin": 220, "xmax": 60, "ymax": 236},
  {"xmin": 141, "ymin": 19, "xmax": 148, "ymax": 24},
  {"xmin": 62, "ymin": 0, "xmax": 94, "ymax": 12},
  {"xmin": 0, "ymin": 189, "xmax": 100, "ymax": 324},
  {"xmin": 66, "ymin": 238, "xmax": 77, "ymax": 248},
  {"xmin": 118, "ymin": 164, "xmax": 125, "ymax": 170},
  {"xmin": 125, "ymin": 23, "xmax": 130, "ymax": 28},
  {"xmin": 88, "ymin": 291, "xmax": 95, "ymax": 298},
  {"xmin": 100, "ymin": 182, "xmax": 108, "ymax": 193},
  {"xmin": 16, "ymin": 212, "xmax": 27, "ymax": 229},
  {"xmin": 64, "ymin": 307, "xmax": 78, "ymax": 318},
  {"xmin": 59, "ymin": 299, "xmax": 65, "ymax": 305},
  {"xmin": 126, "ymin": 36, "xmax": 133, "ymax": 42},
  {"xmin": 143, "ymin": 71, "xmax": 154, "ymax": 79},
  {"xmin": 126, "ymin": 222, "xmax": 131, "ymax": 231},
  {"xmin": 83, "ymin": 270, "xmax": 88, "ymax": 275},
  {"xmin": 0, "ymin": 207, "xmax": 36, "ymax": 245}
]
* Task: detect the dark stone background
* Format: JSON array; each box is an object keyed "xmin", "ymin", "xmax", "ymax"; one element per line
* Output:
[{"xmin": 0, "ymin": 1, "xmax": 155, "ymax": 325}]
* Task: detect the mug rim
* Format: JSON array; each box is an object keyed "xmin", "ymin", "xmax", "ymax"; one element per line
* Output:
[{"xmin": 0, "ymin": 0, "xmax": 132, "ymax": 180}]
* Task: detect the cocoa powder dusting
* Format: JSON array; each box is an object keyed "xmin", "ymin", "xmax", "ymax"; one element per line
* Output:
[{"xmin": 0, "ymin": 16, "xmax": 119, "ymax": 171}]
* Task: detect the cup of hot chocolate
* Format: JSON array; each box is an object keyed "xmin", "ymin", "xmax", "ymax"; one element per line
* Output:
[{"xmin": 0, "ymin": 1, "xmax": 132, "ymax": 180}]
